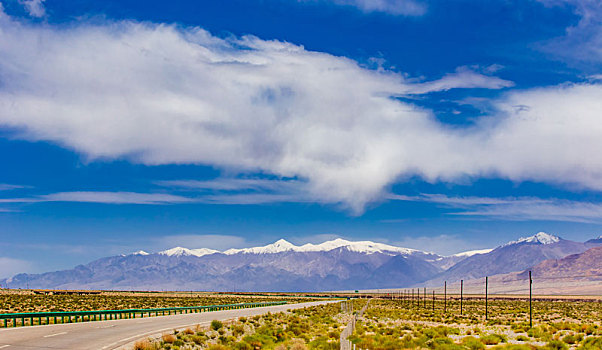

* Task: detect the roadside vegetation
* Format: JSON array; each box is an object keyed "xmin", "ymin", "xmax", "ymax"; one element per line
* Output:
[
  {"xmin": 350, "ymin": 299, "xmax": 601, "ymax": 350},
  {"xmin": 135, "ymin": 301, "xmax": 366, "ymax": 350},
  {"xmin": 133, "ymin": 298, "xmax": 601, "ymax": 350},
  {"xmin": 0, "ymin": 290, "xmax": 319, "ymax": 313}
]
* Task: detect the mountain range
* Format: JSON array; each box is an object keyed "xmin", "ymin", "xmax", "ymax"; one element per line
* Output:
[{"xmin": 2, "ymin": 233, "xmax": 600, "ymax": 292}]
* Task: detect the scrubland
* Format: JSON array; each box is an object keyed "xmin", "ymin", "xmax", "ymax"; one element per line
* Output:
[{"xmin": 135, "ymin": 298, "xmax": 601, "ymax": 350}]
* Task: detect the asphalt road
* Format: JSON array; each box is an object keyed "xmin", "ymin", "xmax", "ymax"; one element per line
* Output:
[{"xmin": 0, "ymin": 300, "xmax": 337, "ymax": 350}]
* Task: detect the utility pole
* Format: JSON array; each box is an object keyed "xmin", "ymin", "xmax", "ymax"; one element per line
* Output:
[
  {"xmin": 485, "ymin": 276, "xmax": 488, "ymax": 321},
  {"xmin": 460, "ymin": 280, "xmax": 463, "ymax": 316},
  {"xmin": 444, "ymin": 281, "xmax": 447, "ymax": 313},
  {"xmin": 424, "ymin": 287, "xmax": 426, "ymax": 308},
  {"xmin": 529, "ymin": 271, "xmax": 533, "ymax": 328}
]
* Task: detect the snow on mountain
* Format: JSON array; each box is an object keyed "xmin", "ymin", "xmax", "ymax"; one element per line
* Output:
[
  {"xmin": 131, "ymin": 250, "xmax": 149, "ymax": 256},
  {"xmin": 220, "ymin": 238, "xmax": 423, "ymax": 256},
  {"xmin": 503, "ymin": 232, "xmax": 560, "ymax": 246},
  {"xmin": 450, "ymin": 248, "xmax": 493, "ymax": 258},
  {"xmin": 224, "ymin": 239, "xmax": 296, "ymax": 255},
  {"xmin": 159, "ymin": 247, "xmax": 219, "ymax": 257}
]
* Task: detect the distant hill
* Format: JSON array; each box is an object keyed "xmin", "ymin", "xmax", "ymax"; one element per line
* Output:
[
  {"xmin": 2, "ymin": 239, "xmax": 444, "ymax": 292},
  {"xmin": 424, "ymin": 232, "xmax": 599, "ymax": 286},
  {"xmin": 519, "ymin": 245, "xmax": 602, "ymax": 280},
  {"xmin": 3, "ymin": 234, "xmax": 599, "ymax": 292}
]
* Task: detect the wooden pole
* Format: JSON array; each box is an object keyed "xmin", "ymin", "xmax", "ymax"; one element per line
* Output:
[
  {"xmin": 460, "ymin": 280, "xmax": 463, "ymax": 316},
  {"xmin": 444, "ymin": 281, "xmax": 447, "ymax": 313},
  {"xmin": 529, "ymin": 271, "xmax": 533, "ymax": 328},
  {"xmin": 485, "ymin": 276, "xmax": 488, "ymax": 321}
]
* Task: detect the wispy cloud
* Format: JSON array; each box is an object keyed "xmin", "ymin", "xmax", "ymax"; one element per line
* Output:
[
  {"xmin": 0, "ymin": 257, "xmax": 33, "ymax": 280},
  {"xmin": 158, "ymin": 178, "xmax": 304, "ymax": 193},
  {"xmin": 0, "ymin": 191, "xmax": 195, "ymax": 205},
  {"xmin": 537, "ymin": 0, "xmax": 602, "ymax": 63},
  {"xmin": 301, "ymin": 0, "xmax": 427, "ymax": 16},
  {"xmin": 390, "ymin": 193, "xmax": 602, "ymax": 223},
  {"xmin": 0, "ymin": 184, "xmax": 30, "ymax": 191},
  {"xmin": 405, "ymin": 66, "xmax": 514, "ymax": 94},
  {"xmin": 19, "ymin": 0, "xmax": 46, "ymax": 18}
]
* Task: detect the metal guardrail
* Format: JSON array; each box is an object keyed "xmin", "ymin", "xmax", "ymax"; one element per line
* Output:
[{"xmin": 0, "ymin": 301, "xmax": 287, "ymax": 328}]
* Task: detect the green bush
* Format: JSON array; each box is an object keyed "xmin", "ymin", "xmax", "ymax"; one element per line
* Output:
[
  {"xmin": 211, "ymin": 320, "xmax": 223, "ymax": 331},
  {"xmin": 545, "ymin": 340, "xmax": 568, "ymax": 350},
  {"xmin": 462, "ymin": 336, "xmax": 485, "ymax": 350},
  {"xmin": 579, "ymin": 337, "xmax": 602, "ymax": 349},
  {"xmin": 480, "ymin": 334, "xmax": 506, "ymax": 345}
]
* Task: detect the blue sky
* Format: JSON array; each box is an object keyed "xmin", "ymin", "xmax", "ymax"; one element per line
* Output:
[{"xmin": 1, "ymin": 0, "xmax": 602, "ymax": 278}]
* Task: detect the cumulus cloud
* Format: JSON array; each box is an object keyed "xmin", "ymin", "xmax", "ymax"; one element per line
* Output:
[{"xmin": 0, "ymin": 12, "xmax": 601, "ymax": 214}]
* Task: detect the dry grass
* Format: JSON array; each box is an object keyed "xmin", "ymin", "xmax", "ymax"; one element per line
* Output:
[{"xmin": 161, "ymin": 334, "xmax": 176, "ymax": 343}]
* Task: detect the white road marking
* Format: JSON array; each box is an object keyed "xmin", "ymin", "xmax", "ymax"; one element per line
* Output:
[
  {"xmin": 98, "ymin": 325, "xmax": 116, "ymax": 329},
  {"xmin": 0, "ymin": 345, "xmax": 10, "ymax": 349},
  {"xmin": 43, "ymin": 331, "xmax": 68, "ymax": 338}
]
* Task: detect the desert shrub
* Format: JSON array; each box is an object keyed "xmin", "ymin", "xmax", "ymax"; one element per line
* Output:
[
  {"xmin": 183, "ymin": 328, "xmax": 194, "ymax": 335},
  {"xmin": 480, "ymin": 334, "xmax": 506, "ymax": 345},
  {"xmin": 234, "ymin": 341, "xmax": 253, "ymax": 350},
  {"xmin": 579, "ymin": 337, "xmax": 602, "ymax": 349},
  {"xmin": 462, "ymin": 336, "xmax": 485, "ymax": 350},
  {"xmin": 561, "ymin": 334, "xmax": 576, "ymax": 344},
  {"xmin": 133, "ymin": 339, "xmax": 159, "ymax": 350},
  {"xmin": 516, "ymin": 335, "xmax": 529, "ymax": 341},
  {"xmin": 211, "ymin": 319, "xmax": 224, "ymax": 331},
  {"xmin": 545, "ymin": 340, "xmax": 568, "ymax": 350},
  {"xmin": 162, "ymin": 334, "xmax": 176, "ymax": 344},
  {"xmin": 207, "ymin": 345, "xmax": 229, "ymax": 350}
]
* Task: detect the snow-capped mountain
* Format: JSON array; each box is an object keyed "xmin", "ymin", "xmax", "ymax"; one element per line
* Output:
[
  {"xmin": 1, "ymin": 238, "xmax": 441, "ymax": 291},
  {"xmin": 131, "ymin": 250, "xmax": 149, "ymax": 256},
  {"xmin": 502, "ymin": 232, "xmax": 560, "ymax": 246},
  {"xmin": 160, "ymin": 238, "xmax": 425, "ymax": 256},
  {"xmin": 159, "ymin": 247, "xmax": 219, "ymax": 257},
  {"xmin": 3, "ymin": 234, "xmax": 599, "ymax": 292},
  {"xmin": 433, "ymin": 248, "xmax": 494, "ymax": 270},
  {"xmin": 425, "ymin": 232, "xmax": 598, "ymax": 285}
]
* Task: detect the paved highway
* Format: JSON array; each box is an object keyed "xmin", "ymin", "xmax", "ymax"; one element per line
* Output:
[{"xmin": 0, "ymin": 300, "xmax": 337, "ymax": 350}]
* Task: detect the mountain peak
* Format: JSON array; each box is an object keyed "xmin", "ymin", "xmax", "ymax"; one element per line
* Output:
[
  {"xmin": 159, "ymin": 246, "xmax": 219, "ymax": 257},
  {"xmin": 504, "ymin": 232, "xmax": 560, "ymax": 247},
  {"xmin": 224, "ymin": 239, "xmax": 296, "ymax": 255},
  {"xmin": 131, "ymin": 250, "xmax": 149, "ymax": 256}
]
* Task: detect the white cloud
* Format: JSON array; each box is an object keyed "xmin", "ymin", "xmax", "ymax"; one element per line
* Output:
[
  {"xmin": 324, "ymin": 0, "xmax": 426, "ymax": 15},
  {"xmin": 19, "ymin": 0, "xmax": 46, "ymax": 18},
  {"xmin": 1, "ymin": 12, "xmax": 602, "ymax": 214},
  {"xmin": 41, "ymin": 191, "xmax": 195, "ymax": 205},
  {"xmin": 0, "ymin": 184, "xmax": 28, "ymax": 191},
  {"xmin": 391, "ymin": 193, "xmax": 602, "ymax": 223},
  {"xmin": 537, "ymin": 0, "xmax": 602, "ymax": 63},
  {"xmin": 157, "ymin": 178, "xmax": 304, "ymax": 193},
  {"xmin": 0, "ymin": 257, "xmax": 33, "ymax": 279},
  {"xmin": 407, "ymin": 66, "xmax": 514, "ymax": 94}
]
